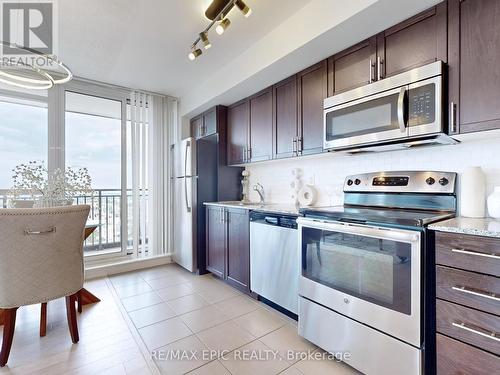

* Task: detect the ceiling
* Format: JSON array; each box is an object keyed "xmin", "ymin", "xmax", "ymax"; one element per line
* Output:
[{"xmin": 58, "ymin": 0, "xmax": 310, "ymax": 97}]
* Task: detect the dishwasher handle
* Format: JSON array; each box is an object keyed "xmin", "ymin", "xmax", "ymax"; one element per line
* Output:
[{"xmin": 264, "ymin": 217, "xmax": 279, "ymax": 225}]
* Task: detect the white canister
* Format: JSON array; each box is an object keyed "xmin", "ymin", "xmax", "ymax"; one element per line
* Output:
[
  {"xmin": 460, "ymin": 166, "xmax": 486, "ymax": 218},
  {"xmin": 487, "ymin": 186, "xmax": 500, "ymax": 219}
]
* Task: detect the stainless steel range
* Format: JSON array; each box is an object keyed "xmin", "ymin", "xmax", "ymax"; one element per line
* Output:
[{"xmin": 297, "ymin": 171, "xmax": 457, "ymax": 375}]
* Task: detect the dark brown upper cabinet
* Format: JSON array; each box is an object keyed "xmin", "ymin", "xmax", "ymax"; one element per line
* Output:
[
  {"xmin": 327, "ymin": 4, "xmax": 446, "ymax": 96},
  {"xmin": 273, "ymin": 76, "xmax": 298, "ymax": 159},
  {"xmin": 377, "ymin": 3, "xmax": 447, "ymax": 79},
  {"xmin": 327, "ymin": 37, "xmax": 377, "ymax": 96},
  {"xmin": 297, "ymin": 60, "xmax": 328, "ymax": 156},
  {"xmin": 227, "ymin": 99, "xmax": 249, "ymax": 165},
  {"xmin": 190, "ymin": 115, "xmax": 203, "ymax": 139},
  {"xmin": 190, "ymin": 106, "xmax": 220, "ymax": 139},
  {"xmin": 448, "ymin": 0, "xmax": 500, "ymax": 134},
  {"xmin": 248, "ymin": 87, "xmax": 273, "ymax": 162}
]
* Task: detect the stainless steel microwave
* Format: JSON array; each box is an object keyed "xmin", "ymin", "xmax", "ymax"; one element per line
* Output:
[{"xmin": 323, "ymin": 61, "xmax": 453, "ymax": 152}]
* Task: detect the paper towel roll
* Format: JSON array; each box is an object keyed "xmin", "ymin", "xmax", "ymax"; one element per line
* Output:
[
  {"xmin": 298, "ymin": 185, "xmax": 316, "ymax": 206},
  {"xmin": 460, "ymin": 166, "xmax": 486, "ymax": 218}
]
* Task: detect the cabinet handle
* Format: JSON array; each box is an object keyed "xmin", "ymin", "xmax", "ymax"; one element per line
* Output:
[
  {"xmin": 450, "ymin": 102, "xmax": 456, "ymax": 133},
  {"xmin": 451, "ymin": 247, "xmax": 500, "ymax": 260},
  {"xmin": 369, "ymin": 59, "xmax": 375, "ymax": 83},
  {"xmin": 452, "ymin": 321, "xmax": 500, "ymax": 343},
  {"xmin": 247, "ymin": 148, "xmax": 252, "ymax": 161},
  {"xmin": 25, "ymin": 227, "xmax": 56, "ymax": 235},
  {"xmin": 292, "ymin": 138, "xmax": 297, "ymax": 154},
  {"xmin": 297, "ymin": 137, "xmax": 303, "ymax": 154},
  {"xmin": 452, "ymin": 285, "xmax": 500, "ymax": 302},
  {"xmin": 377, "ymin": 57, "xmax": 384, "ymax": 80}
]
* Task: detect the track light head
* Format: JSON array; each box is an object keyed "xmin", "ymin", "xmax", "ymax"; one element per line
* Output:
[
  {"xmin": 216, "ymin": 18, "xmax": 231, "ymax": 35},
  {"xmin": 188, "ymin": 46, "xmax": 202, "ymax": 61},
  {"xmin": 235, "ymin": 0, "xmax": 252, "ymax": 17},
  {"xmin": 199, "ymin": 32, "xmax": 212, "ymax": 49}
]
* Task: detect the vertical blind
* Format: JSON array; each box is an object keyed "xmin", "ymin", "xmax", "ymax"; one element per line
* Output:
[{"xmin": 129, "ymin": 91, "xmax": 177, "ymax": 257}]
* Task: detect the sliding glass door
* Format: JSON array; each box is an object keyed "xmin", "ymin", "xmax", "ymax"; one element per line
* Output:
[{"xmin": 65, "ymin": 91, "xmax": 127, "ymax": 256}]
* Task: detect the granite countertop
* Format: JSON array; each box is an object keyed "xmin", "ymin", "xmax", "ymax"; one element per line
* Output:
[
  {"xmin": 203, "ymin": 201, "xmax": 301, "ymax": 216},
  {"xmin": 428, "ymin": 217, "xmax": 500, "ymax": 239}
]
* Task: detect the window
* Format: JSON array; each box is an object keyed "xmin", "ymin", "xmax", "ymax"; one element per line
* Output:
[{"xmin": 0, "ymin": 94, "xmax": 48, "ymax": 208}]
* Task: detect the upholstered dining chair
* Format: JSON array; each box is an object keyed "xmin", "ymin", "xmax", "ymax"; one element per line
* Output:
[{"xmin": 0, "ymin": 205, "xmax": 90, "ymax": 367}]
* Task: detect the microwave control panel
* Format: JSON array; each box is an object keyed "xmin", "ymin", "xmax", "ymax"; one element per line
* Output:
[{"xmin": 408, "ymin": 83, "xmax": 436, "ymax": 126}]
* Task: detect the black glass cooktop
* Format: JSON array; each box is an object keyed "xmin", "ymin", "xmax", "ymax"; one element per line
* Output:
[{"xmin": 300, "ymin": 206, "xmax": 455, "ymax": 228}]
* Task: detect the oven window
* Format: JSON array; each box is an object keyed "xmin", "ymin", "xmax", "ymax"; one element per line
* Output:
[
  {"xmin": 325, "ymin": 92, "xmax": 401, "ymax": 142},
  {"xmin": 301, "ymin": 227, "xmax": 412, "ymax": 315}
]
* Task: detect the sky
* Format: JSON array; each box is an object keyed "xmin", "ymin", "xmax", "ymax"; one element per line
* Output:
[{"xmin": 0, "ymin": 100, "xmax": 122, "ymax": 189}]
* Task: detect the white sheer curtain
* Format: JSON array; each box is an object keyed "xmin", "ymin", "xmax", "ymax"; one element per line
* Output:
[{"xmin": 129, "ymin": 91, "xmax": 176, "ymax": 257}]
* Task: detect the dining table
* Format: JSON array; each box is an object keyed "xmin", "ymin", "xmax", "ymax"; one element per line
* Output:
[{"xmin": 0, "ymin": 223, "xmax": 101, "ymax": 327}]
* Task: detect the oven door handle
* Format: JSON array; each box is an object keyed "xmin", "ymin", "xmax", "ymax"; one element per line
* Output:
[
  {"xmin": 297, "ymin": 218, "xmax": 420, "ymax": 243},
  {"xmin": 397, "ymin": 86, "xmax": 408, "ymax": 133}
]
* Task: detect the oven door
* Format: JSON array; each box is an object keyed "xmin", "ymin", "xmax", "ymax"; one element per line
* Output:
[
  {"xmin": 297, "ymin": 218, "xmax": 421, "ymax": 347},
  {"xmin": 323, "ymin": 86, "xmax": 409, "ymax": 150}
]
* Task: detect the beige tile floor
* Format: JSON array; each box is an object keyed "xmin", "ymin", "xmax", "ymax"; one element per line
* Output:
[
  {"xmin": 110, "ymin": 264, "xmax": 360, "ymax": 375},
  {"xmin": 0, "ymin": 264, "xmax": 360, "ymax": 375}
]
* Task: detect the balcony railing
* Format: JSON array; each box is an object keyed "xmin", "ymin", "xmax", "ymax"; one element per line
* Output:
[{"xmin": 0, "ymin": 189, "xmax": 146, "ymax": 255}]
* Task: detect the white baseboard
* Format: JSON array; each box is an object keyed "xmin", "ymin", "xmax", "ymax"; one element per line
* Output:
[{"xmin": 85, "ymin": 255, "xmax": 173, "ymax": 280}]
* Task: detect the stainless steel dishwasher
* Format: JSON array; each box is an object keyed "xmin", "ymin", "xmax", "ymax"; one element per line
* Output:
[{"xmin": 250, "ymin": 211, "xmax": 299, "ymax": 315}]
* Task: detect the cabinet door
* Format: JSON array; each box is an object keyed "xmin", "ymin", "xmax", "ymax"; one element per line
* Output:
[
  {"xmin": 206, "ymin": 206, "xmax": 225, "ymax": 278},
  {"xmin": 226, "ymin": 208, "xmax": 250, "ymax": 291},
  {"xmin": 377, "ymin": 3, "xmax": 447, "ymax": 79},
  {"xmin": 249, "ymin": 87, "xmax": 273, "ymax": 162},
  {"xmin": 273, "ymin": 76, "xmax": 298, "ymax": 159},
  {"xmin": 297, "ymin": 60, "xmax": 328, "ymax": 155},
  {"xmin": 449, "ymin": 0, "xmax": 500, "ymax": 134},
  {"xmin": 327, "ymin": 37, "xmax": 377, "ymax": 96},
  {"xmin": 203, "ymin": 108, "xmax": 217, "ymax": 137},
  {"xmin": 191, "ymin": 116, "xmax": 203, "ymax": 139},
  {"xmin": 227, "ymin": 100, "xmax": 249, "ymax": 165}
]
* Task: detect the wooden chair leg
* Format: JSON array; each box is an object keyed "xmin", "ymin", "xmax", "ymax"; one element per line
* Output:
[
  {"xmin": 0, "ymin": 308, "xmax": 18, "ymax": 367},
  {"xmin": 65, "ymin": 294, "xmax": 79, "ymax": 344},
  {"xmin": 76, "ymin": 290, "xmax": 82, "ymax": 313},
  {"xmin": 39, "ymin": 303, "xmax": 47, "ymax": 337}
]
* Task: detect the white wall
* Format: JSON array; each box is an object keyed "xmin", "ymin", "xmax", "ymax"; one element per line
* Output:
[{"xmin": 244, "ymin": 137, "xmax": 500, "ymax": 215}]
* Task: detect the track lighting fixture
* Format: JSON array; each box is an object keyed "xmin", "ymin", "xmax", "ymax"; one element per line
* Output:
[
  {"xmin": 235, "ymin": 0, "xmax": 252, "ymax": 17},
  {"xmin": 188, "ymin": 0, "xmax": 253, "ymax": 61},
  {"xmin": 199, "ymin": 32, "xmax": 212, "ymax": 49},
  {"xmin": 188, "ymin": 46, "xmax": 202, "ymax": 61},
  {"xmin": 215, "ymin": 18, "xmax": 231, "ymax": 35}
]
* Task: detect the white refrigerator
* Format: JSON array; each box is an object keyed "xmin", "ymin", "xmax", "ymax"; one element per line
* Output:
[{"xmin": 172, "ymin": 138, "xmax": 197, "ymax": 272}]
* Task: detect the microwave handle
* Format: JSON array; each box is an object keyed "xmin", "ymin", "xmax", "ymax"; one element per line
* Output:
[{"xmin": 397, "ymin": 86, "xmax": 408, "ymax": 133}]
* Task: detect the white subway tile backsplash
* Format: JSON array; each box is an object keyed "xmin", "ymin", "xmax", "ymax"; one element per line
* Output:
[{"xmin": 244, "ymin": 139, "xmax": 500, "ymax": 214}]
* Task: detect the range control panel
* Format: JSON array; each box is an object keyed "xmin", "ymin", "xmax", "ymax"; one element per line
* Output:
[{"xmin": 344, "ymin": 171, "xmax": 457, "ymax": 194}]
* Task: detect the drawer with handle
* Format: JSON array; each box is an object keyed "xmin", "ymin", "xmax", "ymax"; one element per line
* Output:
[
  {"xmin": 435, "ymin": 232, "xmax": 500, "ymax": 277},
  {"xmin": 437, "ymin": 333, "xmax": 500, "ymax": 375},
  {"xmin": 436, "ymin": 299, "xmax": 500, "ymax": 356},
  {"xmin": 436, "ymin": 265, "xmax": 500, "ymax": 316}
]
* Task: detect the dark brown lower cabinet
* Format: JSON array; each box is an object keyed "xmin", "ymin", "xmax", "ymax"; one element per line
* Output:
[
  {"xmin": 437, "ymin": 334, "xmax": 500, "ymax": 375},
  {"xmin": 206, "ymin": 205, "xmax": 225, "ymax": 278},
  {"xmin": 226, "ymin": 209, "xmax": 250, "ymax": 290},
  {"xmin": 205, "ymin": 205, "xmax": 250, "ymax": 293},
  {"xmin": 434, "ymin": 231, "xmax": 500, "ymax": 374}
]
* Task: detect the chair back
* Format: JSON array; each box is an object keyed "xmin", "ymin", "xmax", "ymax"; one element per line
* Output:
[{"xmin": 0, "ymin": 205, "xmax": 90, "ymax": 308}]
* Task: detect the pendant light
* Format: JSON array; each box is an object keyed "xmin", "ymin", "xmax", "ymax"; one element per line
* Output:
[{"xmin": 0, "ymin": 0, "xmax": 73, "ymax": 90}]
